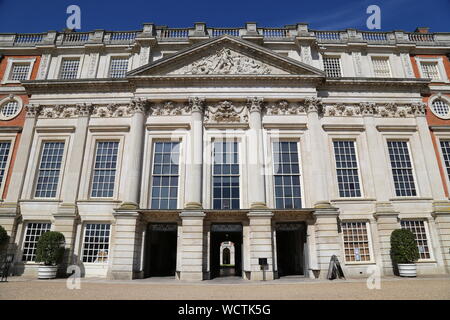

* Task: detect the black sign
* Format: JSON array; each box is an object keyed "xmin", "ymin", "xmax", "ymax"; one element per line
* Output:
[{"xmin": 259, "ymin": 258, "xmax": 268, "ymax": 266}]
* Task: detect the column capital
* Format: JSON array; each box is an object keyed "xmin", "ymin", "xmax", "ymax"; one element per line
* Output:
[
  {"xmin": 189, "ymin": 97, "xmax": 205, "ymax": 113},
  {"xmin": 247, "ymin": 97, "xmax": 264, "ymax": 113},
  {"xmin": 25, "ymin": 104, "xmax": 41, "ymax": 118},
  {"xmin": 76, "ymin": 103, "xmax": 93, "ymax": 117},
  {"xmin": 304, "ymin": 97, "xmax": 323, "ymax": 114},
  {"xmin": 129, "ymin": 98, "xmax": 148, "ymax": 114}
]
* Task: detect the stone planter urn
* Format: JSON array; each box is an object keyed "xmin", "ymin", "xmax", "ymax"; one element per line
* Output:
[
  {"xmin": 38, "ymin": 265, "xmax": 58, "ymax": 279},
  {"xmin": 397, "ymin": 263, "xmax": 417, "ymax": 277}
]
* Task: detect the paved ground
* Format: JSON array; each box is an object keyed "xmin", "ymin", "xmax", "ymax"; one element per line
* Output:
[{"xmin": 1, "ymin": 276, "xmax": 449, "ymax": 300}]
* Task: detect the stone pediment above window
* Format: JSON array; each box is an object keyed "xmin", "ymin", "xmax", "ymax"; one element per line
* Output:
[{"xmin": 128, "ymin": 35, "xmax": 325, "ymax": 77}]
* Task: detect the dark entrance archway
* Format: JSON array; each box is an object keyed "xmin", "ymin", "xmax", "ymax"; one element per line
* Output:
[
  {"xmin": 210, "ymin": 224, "xmax": 242, "ymax": 279},
  {"xmin": 144, "ymin": 223, "xmax": 177, "ymax": 277},
  {"xmin": 275, "ymin": 222, "xmax": 306, "ymax": 277}
]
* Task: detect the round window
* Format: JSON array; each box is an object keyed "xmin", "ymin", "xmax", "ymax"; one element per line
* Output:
[
  {"xmin": 0, "ymin": 98, "xmax": 22, "ymax": 120},
  {"xmin": 431, "ymin": 99, "xmax": 450, "ymax": 119}
]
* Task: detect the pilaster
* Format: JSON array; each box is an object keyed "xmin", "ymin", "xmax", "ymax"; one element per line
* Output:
[
  {"xmin": 247, "ymin": 211, "xmax": 274, "ymax": 280},
  {"xmin": 313, "ymin": 202, "xmax": 340, "ymax": 278},
  {"xmin": 432, "ymin": 201, "xmax": 450, "ymax": 273},
  {"xmin": 373, "ymin": 202, "xmax": 400, "ymax": 275},
  {"xmin": 179, "ymin": 211, "xmax": 205, "ymax": 280}
]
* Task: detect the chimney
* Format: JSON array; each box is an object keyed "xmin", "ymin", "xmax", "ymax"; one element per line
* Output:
[{"xmin": 414, "ymin": 27, "xmax": 429, "ymax": 33}]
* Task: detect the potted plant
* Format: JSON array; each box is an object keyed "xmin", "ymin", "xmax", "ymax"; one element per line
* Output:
[
  {"xmin": 35, "ymin": 231, "xmax": 65, "ymax": 279},
  {"xmin": 390, "ymin": 229, "xmax": 420, "ymax": 277}
]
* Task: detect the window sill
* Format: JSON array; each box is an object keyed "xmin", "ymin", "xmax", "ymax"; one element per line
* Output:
[
  {"xmin": 416, "ymin": 259, "xmax": 437, "ymax": 264},
  {"xmin": 389, "ymin": 197, "xmax": 433, "ymax": 201},
  {"xmin": 331, "ymin": 198, "xmax": 376, "ymax": 202},
  {"xmin": 344, "ymin": 261, "xmax": 376, "ymax": 266}
]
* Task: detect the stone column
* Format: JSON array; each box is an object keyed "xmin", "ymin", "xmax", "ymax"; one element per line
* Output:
[
  {"xmin": 184, "ymin": 97, "xmax": 205, "ymax": 209},
  {"xmin": 247, "ymin": 97, "xmax": 267, "ymax": 209},
  {"xmin": 53, "ymin": 214, "xmax": 79, "ymax": 272},
  {"xmin": 415, "ymin": 105, "xmax": 446, "ymax": 200},
  {"xmin": 432, "ymin": 201, "xmax": 450, "ymax": 273},
  {"xmin": 179, "ymin": 211, "xmax": 205, "ymax": 280},
  {"xmin": 58, "ymin": 103, "xmax": 91, "ymax": 212},
  {"xmin": 109, "ymin": 212, "xmax": 142, "ymax": 280},
  {"xmin": 361, "ymin": 103, "xmax": 391, "ymax": 201},
  {"xmin": 247, "ymin": 212, "xmax": 274, "ymax": 280},
  {"xmin": 313, "ymin": 202, "xmax": 340, "ymax": 278},
  {"xmin": 305, "ymin": 98, "xmax": 329, "ymax": 204},
  {"xmin": 4, "ymin": 104, "xmax": 40, "ymax": 203},
  {"xmin": 120, "ymin": 99, "xmax": 146, "ymax": 209},
  {"xmin": 373, "ymin": 202, "xmax": 400, "ymax": 276}
]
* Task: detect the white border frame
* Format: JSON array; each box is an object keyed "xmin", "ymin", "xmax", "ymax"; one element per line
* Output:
[
  {"xmin": 321, "ymin": 54, "xmax": 343, "ymax": 77},
  {"xmin": 428, "ymin": 94, "xmax": 450, "ymax": 120},
  {"xmin": 416, "ymin": 57, "xmax": 449, "ymax": 83},
  {"xmin": 104, "ymin": 54, "xmax": 132, "ymax": 78},
  {"xmin": 0, "ymin": 95, "xmax": 23, "ymax": 121},
  {"xmin": 1, "ymin": 57, "xmax": 36, "ymax": 84},
  {"xmin": 80, "ymin": 221, "xmax": 112, "ymax": 265},
  {"xmin": 54, "ymin": 55, "xmax": 84, "ymax": 80},
  {"xmin": 368, "ymin": 54, "xmax": 392, "ymax": 78}
]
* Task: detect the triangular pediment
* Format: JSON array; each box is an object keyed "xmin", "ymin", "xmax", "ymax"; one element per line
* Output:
[{"xmin": 128, "ymin": 35, "xmax": 325, "ymax": 77}]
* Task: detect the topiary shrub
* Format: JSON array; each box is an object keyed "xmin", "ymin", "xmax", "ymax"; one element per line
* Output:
[
  {"xmin": 0, "ymin": 225, "xmax": 8, "ymax": 246},
  {"xmin": 390, "ymin": 229, "xmax": 420, "ymax": 264},
  {"xmin": 35, "ymin": 231, "xmax": 65, "ymax": 266}
]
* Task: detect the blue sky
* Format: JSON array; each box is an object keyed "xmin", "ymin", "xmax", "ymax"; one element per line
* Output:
[{"xmin": 0, "ymin": 0, "xmax": 448, "ymax": 33}]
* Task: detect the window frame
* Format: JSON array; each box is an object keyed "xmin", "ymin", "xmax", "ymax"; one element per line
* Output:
[
  {"xmin": 331, "ymin": 138, "xmax": 364, "ymax": 199},
  {"xmin": 0, "ymin": 95, "xmax": 24, "ymax": 121},
  {"xmin": 141, "ymin": 130, "xmax": 186, "ymax": 210},
  {"xmin": 369, "ymin": 55, "xmax": 392, "ymax": 78},
  {"xmin": 106, "ymin": 54, "xmax": 131, "ymax": 78},
  {"xmin": 80, "ymin": 133, "xmax": 125, "ymax": 201},
  {"xmin": 54, "ymin": 55, "xmax": 84, "ymax": 80},
  {"xmin": 80, "ymin": 222, "xmax": 112, "ymax": 264},
  {"xmin": 89, "ymin": 140, "xmax": 121, "ymax": 199},
  {"xmin": 322, "ymin": 54, "xmax": 343, "ymax": 78},
  {"xmin": 400, "ymin": 219, "xmax": 435, "ymax": 262},
  {"xmin": 0, "ymin": 136, "xmax": 16, "ymax": 200},
  {"xmin": 149, "ymin": 140, "xmax": 182, "ymax": 210},
  {"xmin": 340, "ymin": 220, "xmax": 375, "ymax": 265},
  {"xmin": 264, "ymin": 130, "xmax": 306, "ymax": 209},
  {"xmin": 204, "ymin": 130, "xmax": 247, "ymax": 210},
  {"xmin": 434, "ymin": 134, "xmax": 450, "ymax": 195},
  {"xmin": 384, "ymin": 138, "xmax": 420, "ymax": 198},
  {"xmin": 429, "ymin": 94, "xmax": 450, "ymax": 120},
  {"xmin": 416, "ymin": 57, "xmax": 448, "ymax": 83},
  {"xmin": 1, "ymin": 57, "xmax": 35, "ymax": 84},
  {"xmin": 21, "ymin": 221, "xmax": 52, "ymax": 263}
]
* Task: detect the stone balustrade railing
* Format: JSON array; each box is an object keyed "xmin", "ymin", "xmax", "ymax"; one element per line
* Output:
[{"xmin": 0, "ymin": 23, "xmax": 448, "ymax": 47}]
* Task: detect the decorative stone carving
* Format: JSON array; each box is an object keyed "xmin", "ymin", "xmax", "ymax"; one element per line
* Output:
[
  {"xmin": 322, "ymin": 102, "xmax": 427, "ymax": 118},
  {"xmin": 148, "ymin": 101, "xmax": 191, "ymax": 116},
  {"xmin": 204, "ymin": 100, "xmax": 248, "ymax": 124},
  {"xmin": 25, "ymin": 104, "xmax": 41, "ymax": 118},
  {"xmin": 170, "ymin": 48, "xmax": 273, "ymax": 75},
  {"xmin": 128, "ymin": 98, "xmax": 148, "ymax": 114},
  {"xmin": 247, "ymin": 97, "xmax": 264, "ymax": 113},
  {"xmin": 92, "ymin": 103, "xmax": 133, "ymax": 118},
  {"xmin": 39, "ymin": 105, "xmax": 80, "ymax": 118},
  {"xmin": 300, "ymin": 45, "xmax": 312, "ymax": 65},
  {"xmin": 189, "ymin": 97, "xmax": 205, "ymax": 113},
  {"xmin": 265, "ymin": 100, "xmax": 306, "ymax": 115}
]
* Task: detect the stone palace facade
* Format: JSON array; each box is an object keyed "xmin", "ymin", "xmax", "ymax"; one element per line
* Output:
[{"xmin": 0, "ymin": 23, "xmax": 450, "ymax": 280}]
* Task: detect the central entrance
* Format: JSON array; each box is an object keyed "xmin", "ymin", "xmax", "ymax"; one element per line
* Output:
[
  {"xmin": 275, "ymin": 222, "xmax": 306, "ymax": 277},
  {"xmin": 144, "ymin": 223, "xmax": 178, "ymax": 277},
  {"xmin": 210, "ymin": 224, "xmax": 242, "ymax": 279}
]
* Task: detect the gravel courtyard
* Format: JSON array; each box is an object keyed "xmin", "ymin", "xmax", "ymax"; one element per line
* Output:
[{"xmin": 0, "ymin": 276, "xmax": 449, "ymax": 300}]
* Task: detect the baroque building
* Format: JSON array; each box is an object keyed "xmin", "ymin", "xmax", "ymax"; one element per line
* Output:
[{"xmin": 0, "ymin": 23, "xmax": 449, "ymax": 280}]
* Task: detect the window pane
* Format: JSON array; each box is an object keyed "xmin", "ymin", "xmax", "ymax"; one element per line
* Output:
[
  {"xmin": 401, "ymin": 220, "xmax": 430, "ymax": 259},
  {"xmin": 341, "ymin": 222, "xmax": 371, "ymax": 262},
  {"xmin": 22, "ymin": 222, "xmax": 51, "ymax": 261},
  {"xmin": 150, "ymin": 142, "xmax": 179, "ymax": 209},
  {"xmin": 372, "ymin": 57, "xmax": 391, "ymax": 77},
  {"xmin": 59, "ymin": 59, "xmax": 79, "ymax": 79},
  {"xmin": 82, "ymin": 224, "xmax": 111, "ymax": 263},
  {"xmin": 273, "ymin": 141, "xmax": 302, "ymax": 209},
  {"xmin": 387, "ymin": 141, "xmax": 416, "ymax": 197},
  {"xmin": 9, "ymin": 63, "xmax": 30, "ymax": 81},
  {"xmin": 323, "ymin": 57, "xmax": 341, "ymax": 77},
  {"xmin": 109, "ymin": 57, "xmax": 129, "ymax": 78},
  {"xmin": 333, "ymin": 140, "xmax": 361, "ymax": 197},
  {"xmin": 34, "ymin": 142, "xmax": 65, "ymax": 198},
  {"xmin": 212, "ymin": 142, "xmax": 239, "ymax": 209},
  {"xmin": 91, "ymin": 141, "xmax": 119, "ymax": 198}
]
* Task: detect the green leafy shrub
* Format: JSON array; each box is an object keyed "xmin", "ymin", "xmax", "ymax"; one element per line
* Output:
[
  {"xmin": 390, "ymin": 229, "xmax": 420, "ymax": 264},
  {"xmin": 0, "ymin": 225, "xmax": 8, "ymax": 246},
  {"xmin": 35, "ymin": 231, "xmax": 65, "ymax": 266}
]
